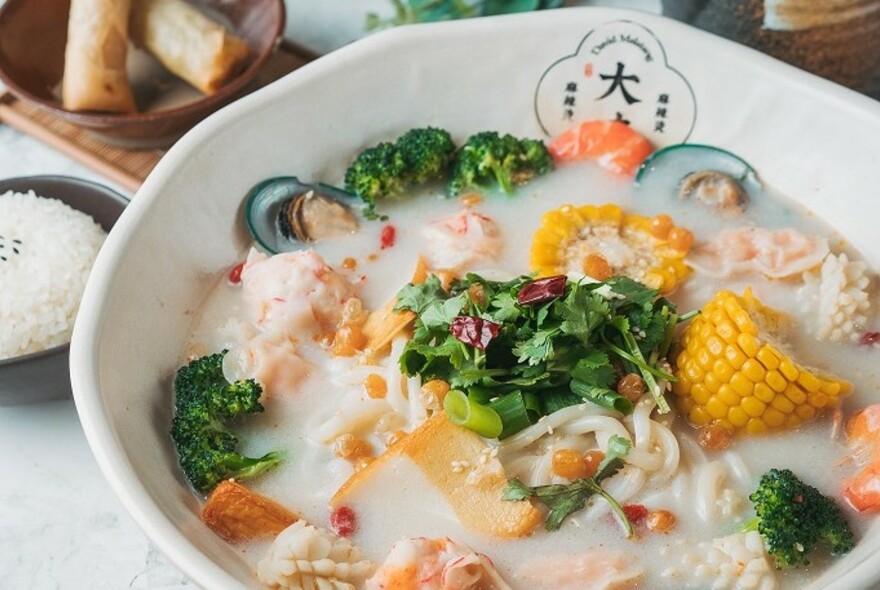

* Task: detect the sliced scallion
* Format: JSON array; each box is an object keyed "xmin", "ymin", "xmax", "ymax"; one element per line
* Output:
[
  {"xmin": 570, "ymin": 379, "xmax": 634, "ymax": 415},
  {"xmin": 488, "ymin": 391, "xmax": 538, "ymax": 439},
  {"xmin": 444, "ymin": 389, "xmax": 503, "ymax": 438}
]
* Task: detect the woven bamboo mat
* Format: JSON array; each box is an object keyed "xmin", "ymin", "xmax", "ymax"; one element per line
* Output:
[{"xmin": 0, "ymin": 43, "xmax": 314, "ymax": 192}]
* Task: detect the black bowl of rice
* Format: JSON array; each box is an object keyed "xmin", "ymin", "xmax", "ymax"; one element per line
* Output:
[{"xmin": 0, "ymin": 176, "xmax": 127, "ymax": 405}]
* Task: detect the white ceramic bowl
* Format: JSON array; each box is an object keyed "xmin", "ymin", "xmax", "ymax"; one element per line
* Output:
[{"xmin": 71, "ymin": 8, "xmax": 880, "ymax": 589}]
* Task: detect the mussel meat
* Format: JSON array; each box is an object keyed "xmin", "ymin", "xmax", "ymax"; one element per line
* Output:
[
  {"xmin": 679, "ymin": 170, "xmax": 747, "ymax": 214},
  {"xmin": 245, "ymin": 177, "xmax": 359, "ymax": 254},
  {"xmin": 635, "ymin": 144, "xmax": 760, "ymax": 216}
]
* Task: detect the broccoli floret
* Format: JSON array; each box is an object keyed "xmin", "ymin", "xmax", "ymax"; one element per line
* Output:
[
  {"xmin": 396, "ymin": 127, "xmax": 456, "ymax": 184},
  {"xmin": 744, "ymin": 468, "xmax": 854, "ymax": 568},
  {"xmin": 448, "ymin": 131, "xmax": 553, "ymax": 196},
  {"xmin": 344, "ymin": 127, "xmax": 455, "ymax": 216},
  {"xmin": 170, "ymin": 352, "xmax": 281, "ymax": 494},
  {"xmin": 343, "ymin": 142, "xmax": 408, "ymax": 213}
]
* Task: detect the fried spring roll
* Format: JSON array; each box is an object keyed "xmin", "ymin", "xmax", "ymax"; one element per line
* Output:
[
  {"xmin": 130, "ymin": 0, "xmax": 252, "ymax": 95},
  {"xmin": 62, "ymin": 0, "xmax": 137, "ymax": 112}
]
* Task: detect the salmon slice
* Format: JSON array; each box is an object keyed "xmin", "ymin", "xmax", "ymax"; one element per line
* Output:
[{"xmin": 548, "ymin": 120, "xmax": 653, "ymax": 177}]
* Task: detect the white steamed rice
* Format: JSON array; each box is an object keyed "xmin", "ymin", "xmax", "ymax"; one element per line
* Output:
[{"xmin": 0, "ymin": 189, "xmax": 107, "ymax": 360}]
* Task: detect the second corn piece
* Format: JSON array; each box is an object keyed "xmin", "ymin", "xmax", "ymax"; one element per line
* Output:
[{"xmin": 673, "ymin": 289, "xmax": 852, "ymax": 435}]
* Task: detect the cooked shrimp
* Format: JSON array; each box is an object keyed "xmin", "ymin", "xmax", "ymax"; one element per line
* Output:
[
  {"xmin": 365, "ymin": 537, "xmax": 511, "ymax": 590},
  {"xmin": 687, "ymin": 227, "xmax": 829, "ymax": 279},
  {"xmin": 548, "ymin": 119, "xmax": 654, "ymax": 177},
  {"xmin": 222, "ymin": 337, "xmax": 310, "ymax": 398},
  {"xmin": 844, "ymin": 463, "xmax": 880, "ymax": 512},
  {"xmin": 842, "ymin": 405, "xmax": 880, "ymax": 511},
  {"xmin": 421, "ymin": 211, "xmax": 502, "ymax": 271},
  {"xmin": 846, "ymin": 404, "xmax": 880, "ymax": 459},
  {"xmin": 515, "ymin": 551, "xmax": 643, "ymax": 590},
  {"xmin": 241, "ymin": 248, "xmax": 356, "ymax": 337}
]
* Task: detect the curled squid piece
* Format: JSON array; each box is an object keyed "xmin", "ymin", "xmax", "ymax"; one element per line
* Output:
[
  {"xmin": 687, "ymin": 227, "xmax": 829, "ymax": 279},
  {"xmin": 366, "ymin": 537, "xmax": 512, "ymax": 590},
  {"xmin": 257, "ymin": 520, "xmax": 374, "ymax": 589},
  {"xmin": 798, "ymin": 253, "xmax": 872, "ymax": 342}
]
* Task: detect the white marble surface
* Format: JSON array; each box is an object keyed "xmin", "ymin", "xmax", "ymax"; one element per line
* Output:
[
  {"xmin": 0, "ymin": 2, "xmax": 663, "ymax": 588},
  {"xmin": 0, "ymin": 126, "xmax": 194, "ymax": 587}
]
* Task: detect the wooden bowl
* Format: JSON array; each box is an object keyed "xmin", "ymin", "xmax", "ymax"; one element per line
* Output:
[{"xmin": 0, "ymin": 0, "xmax": 285, "ymax": 148}]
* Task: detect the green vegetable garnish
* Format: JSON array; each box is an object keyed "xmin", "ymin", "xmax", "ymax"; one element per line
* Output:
[
  {"xmin": 447, "ymin": 131, "xmax": 554, "ymax": 196},
  {"xmin": 503, "ymin": 435, "xmax": 634, "ymax": 533},
  {"xmin": 344, "ymin": 127, "xmax": 456, "ymax": 218},
  {"xmin": 170, "ymin": 351, "xmax": 282, "ymax": 494},
  {"xmin": 443, "ymin": 389, "xmax": 504, "ymax": 438},
  {"xmin": 741, "ymin": 468, "xmax": 855, "ymax": 568},
  {"xmin": 366, "ymin": 0, "xmax": 565, "ymax": 31},
  {"xmin": 395, "ymin": 274, "xmax": 683, "ymax": 439}
]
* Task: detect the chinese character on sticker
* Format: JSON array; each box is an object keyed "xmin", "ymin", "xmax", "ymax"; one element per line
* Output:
[
  {"xmin": 654, "ymin": 120, "xmax": 666, "ymax": 133},
  {"xmin": 598, "ymin": 62, "xmax": 641, "ymax": 105},
  {"xmin": 565, "ymin": 82, "xmax": 578, "ymax": 92},
  {"xmin": 658, "ymin": 93, "xmax": 669, "ymax": 104},
  {"xmin": 656, "ymin": 107, "xmax": 667, "ymax": 118},
  {"xmin": 564, "ymin": 108, "xmax": 574, "ymax": 120},
  {"xmin": 564, "ymin": 96, "xmax": 576, "ymax": 106},
  {"xmin": 614, "ymin": 112, "xmax": 631, "ymax": 125}
]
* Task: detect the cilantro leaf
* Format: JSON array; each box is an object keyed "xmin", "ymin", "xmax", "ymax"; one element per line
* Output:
[
  {"xmin": 513, "ymin": 327, "xmax": 559, "ymax": 365},
  {"xmin": 605, "ymin": 276, "xmax": 659, "ymax": 308},
  {"xmin": 395, "ymin": 272, "xmax": 685, "ymax": 439},
  {"xmin": 420, "ymin": 293, "xmax": 467, "ymax": 330},
  {"xmin": 488, "ymin": 291, "xmax": 521, "ymax": 323},
  {"xmin": 502, "ymin": 434, "xmax": 633, "ymax": 532},
  {"xmin": 570, "ymin": 349, "xmax": 615, "ymax": 388},
  {"xmin": 394, "ymin": 275, "xmax": 447, "ymax": 314},
  {"xmin": 556, "ymin": 284, "xmax": 610, "ymax": 343}
]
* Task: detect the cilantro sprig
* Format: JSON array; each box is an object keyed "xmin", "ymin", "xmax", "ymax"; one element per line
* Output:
[
  {"xmin": 394, "ymin": 273, "xmax": 684, "ymax": 438},
  {"xmin": 503, "ymin": 435, "xmax": 634, "ymax": 533}
]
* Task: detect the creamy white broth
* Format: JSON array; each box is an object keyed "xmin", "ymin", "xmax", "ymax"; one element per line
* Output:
[{"xmin": 185, "ymin": 155, "xmax": 878, "ymax": 589}]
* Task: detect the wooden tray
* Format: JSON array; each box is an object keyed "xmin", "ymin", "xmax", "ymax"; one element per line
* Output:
[{"xmin": 0, "ymin": 43, "xmax": 315, "ymax": 192}]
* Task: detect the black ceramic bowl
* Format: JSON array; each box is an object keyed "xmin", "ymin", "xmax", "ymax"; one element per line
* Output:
[{"xmin": 0, "ymin": 176, "xmax": 127, "ymax": 405}]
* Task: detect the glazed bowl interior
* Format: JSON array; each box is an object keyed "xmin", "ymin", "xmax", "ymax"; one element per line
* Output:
[
  {"xmin": 0, "ymin": 0, "xmax": 284, "ymax": 148},
  {"xmin": 70, "ymin": 8, "xmax": 880, "ymax": 589},
  {"xmin": 0, "ymin": 176, "xmax": 127, "ymax": 406}
]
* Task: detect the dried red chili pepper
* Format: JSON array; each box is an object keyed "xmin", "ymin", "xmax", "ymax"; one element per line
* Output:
[
  {"xmin": 330, "ymin": 505, "xmax": 357, "ymax": 537},
  {"xmin": 450, "ymin": 315, "xmax": 501, "ymax": 350},
  {"xmin": 228, "ymin": 261, "xmax": 245, "ymax": 285},
  {"xmin": 380, "ymin": 224, "xmax": 396, "ymax": 250},
  {"xmin": 517, "ymin": 275, "xmax": 567, "ymax": 305},
  {"xmin": 622, "ymin": 503, "xmax": 649, "ymax": 525},
  {"xmin": 860, "ymin": 332, "xmax": 880, "ymax": 346}
]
